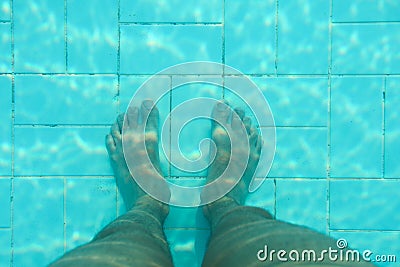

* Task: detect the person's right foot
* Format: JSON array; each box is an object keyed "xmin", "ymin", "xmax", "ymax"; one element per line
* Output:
[{"xmin": 206, "ymin": 101, "xmax": 262, "ymax": 205}]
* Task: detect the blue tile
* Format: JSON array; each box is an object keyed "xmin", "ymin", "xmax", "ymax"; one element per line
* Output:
[
  {"xmin": 385, "ymin": 78, "xmax": 400, "ymax": 178},
  {"xmin": 119, "ymin": 75, "xmax": 171, "ymax": 176},
  {"xmin": 276, "ymin": 179, "xmax": 327, "ymax": 234},
  {"xmin": 268, "ymin": 127, "xmax": 327, "ymax": 178},
  {"xmin": 330, "ymin": 231, "xmax": 400, "ymax": 267},
  {"xmin": 67, "ymin": 0, "xmax": 118, "ymax": 73},
  {"xmin": 165, "ymin": 229, "xmax": 210, "ymax": 267},
  {"xmin": 332, "ymin": 24, "xmax": 400, "ymax": 75},
  {"xmin": 0, "ymin": 23, "xmax": 11, "ymax": 73},
  {"xmin": 0, "ymin": 75, "xmax": 11, "ymax": 175},
  {"xmin": 225, "ymin": 0, "xmax": 276, "ymax": 74},
  {"xmin": 14, "ymin": 0, "xmax": 65, "ymax": 73},
  {"xmin": 0, "ymin": 0, "xmax": 11, "ymax": 21},
  {"xmin": 120, "ymin": 0, "xmax": 222, "ymax": 23},
  {"xmin": 245, "ymin": 178, "xmax": 275, "ymax": 213},
  {"xmin": 333, "ymin": 0, "xmax": 400, "ymax": 22},
  {"xmin": 15, "ymin": 75, "xmax": 118, "ymax": 124},
  {"xmin": 330, "ymin": 180, "xmax": 400, "ymax": 230},
  {"xmin": 14, "ymin": 127, "xmax": 113, "ymax": 176},
  {"xmin": 277, "ymin": 0, "xmax": 329, "ymax": 74},
  {"xmin": 255, "ymin": 77, "xmax": 328, "ymax": 127},
  {"xmin": 330, "ymin": 77, "xmax": 383, "ymax": 178},
  {"xmin": 165, "ymin": 206, "xmax": 208, "ymax": 229},
  {"xmin": 13, "ymin": 178, "xmax": 64, "ymax": 266},
  {"xmin": 66, "ymin": 178, "xmax": 116, "ymax": 251},
  {"xmin": 170, "ymin": 79, "xmax": 223, "ymax": 177},
  {"xmin": 120, "ymin": 25, "xmax": 222, "ymax": 74},
  {"xmin": 0, "ymin": 179, "xmax": 10, "ymax": 227},
  {"xmin": 0, "ymin": 229, "xmax": 11, "ymax": 267}
]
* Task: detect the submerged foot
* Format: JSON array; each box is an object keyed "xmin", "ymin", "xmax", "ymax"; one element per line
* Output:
[
  {"xmin": 206, "ymin": 101, "xmax": 262, "ymax": 205},
  {"xmin": 106, "ymin": 100, "xmax": 168, "ymax": 210}
]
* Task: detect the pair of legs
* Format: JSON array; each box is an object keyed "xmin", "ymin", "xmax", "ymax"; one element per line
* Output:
[{"xmin": 50, "ymin": 101, "xmax": 374, "ymax": 267}]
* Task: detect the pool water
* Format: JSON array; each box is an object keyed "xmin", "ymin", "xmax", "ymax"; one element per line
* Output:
[{"xmin": 0, "ymin": 0, "xmax": 399, "ymax": 266}]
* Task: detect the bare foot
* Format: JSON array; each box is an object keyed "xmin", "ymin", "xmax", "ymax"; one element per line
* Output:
[
  {"xmin": 206, "ymin": 101, "xmax": 262, "ymax": 205},
  {"xmin": 106, "ymin": 100, "xmax": 168, "ymax": 210}
]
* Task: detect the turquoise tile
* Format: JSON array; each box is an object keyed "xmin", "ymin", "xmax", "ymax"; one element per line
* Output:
[
  {"xmin": 0, "ymin": 75, "xmax": 11, "ymax": 175},
  {"xmin": 165, "ymin": 229, "xmax": 210, "ymax": 267},
  {"xmin": 385, "ymin": 78, "xmax": 400, "ymax": 178},
  {"xmin": 14, "ymin": 127, "xmax": 113, "ymax": 176},
  {"xmin": 0, "ymin": 179, "xmax": 10, "ymax": 227},
  {"xmin": 120, "ymin": 25, "xmax": 222, "ymax": 74},
  {"xmin": 268, "ymin": 128, "xmax": 327, "ymax": 178},
  {"xmin": 13, "ymin": 178, "xmax": 64, "ymax": 266},
  {"xmin": 330, "ymin": 180, "xmax": 400, "ymax": 230},
  {"xmin": 66, "ymin": 178, "xmax": 116, "ymax": 251},
  {"xmin": 330, "ymin": 231, "xmax": 400, "ymax": 267},
  {"xmin": 255, "ymin": 77, "xmax": 328, "ymax": 127},
  {"xmin": 170, "ymin": 79, "xmax": 223, "ymax": 177},
  {"xmin": 0, "ymin": 23, "xmax": 11, "ymax": 73},
  {"xmin": 119, "ymin": 75, "xmax": 171, "ymax": 176},
  {"xmin": 165, "ymin": 206, "xmax": 208, "ymax": 229},
  {"xmin": 276, "ymin": 179, "xmax": 327, "ymax": 234},
  {"xmin": 0, "ymin": 0, "xmax": 10, "ymax": 21},
  {"xmin": 67, "ymin": 0, "xmax": 118, "ymax": 73},
  {"xmin": 0, "ymin": 229, "xmax": 11, "ymax": 267},
  {"xmin": 245, "ymin": 178, "xmax": 275, "ymax": 214},
  {"xmin": 332, "ymin": 24, "xmax": 400, "ymax": 74},
  {"xmin": 277, "ymin": 0, "xmax": 329, "ymax": 74},
  {"xmin": 333, "ymin": 0, "xmax": 400, "ymax": 22},
  {"xmin": 225, "ymin": 0, "xmax": 276, "ymax": 74},
  {"xmin": 15, "ymin": 75, "xmax": 118, "ymax": 124},
  {"xmin": 120, "ymin": 0, "xmax": 222, "ymax": 23},
  {"xmin": 330, "ymin": 77, "xmax": 383, "ymax": 178},
  {"xmin": 14, "ymin": 0, "xmax": 65, "ymax": 73}
]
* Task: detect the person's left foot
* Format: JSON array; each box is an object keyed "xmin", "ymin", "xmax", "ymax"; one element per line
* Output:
[{"xmin": 106, "ymin": 100, "xmax": 167, "ymax": 210}]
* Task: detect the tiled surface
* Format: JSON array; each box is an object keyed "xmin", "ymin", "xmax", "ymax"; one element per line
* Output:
[
  {"xmin": 0, "ymin": 179, "xmax": 10, "ymax": 227},
  {"xmin": 120, "ymin": 25, "xmax": 222, "ymax": 74},
  {"xmin": 14, "ymin": 0, "xmax": 65, "ymax": 73},
  {"xmin": 66, "ymin": 178, "xmax": 117, "ymax": 251},
  {"xmin": 14, "ymin": 127, "xmax": 112, "ymax": 176},
  {"xmin": 385, "ymin": 77, "xmax": 400, "ymax": 178},
  {"xmin": 277, "ymin": 0, "xmax": 330, "ymax": 74},
  {"xmin": 67, "ymin": 0, "xmax": 118, "ymax": 73},
  {"xmin": 13, "ymin": 178, "xmax": 64, "ymax": 266},
  {"xmin": 0, "ymin": 23, "xmax": 11, "ymax": 73},
  {"xmin": 332, "ymin": 24, "xmax": 400, "ymax": 75},
  {"xmin": 0, "ymin": 75, "xmax": 12, "ymax": 175},
  {"xmin": 330, "ymin": 77, "xmax": 383, "ymax": 178},
  {"xmin": 333, "ymin": 0, "xmax": 400, "ymax": 22},
  {"xmin": 276, "ymin": 179, "xmax": 327, "ymax": 234},
  {"xmin": 330, "ymin": 180, "xmax": 400, "ymax": 231},
  {"xmin": 0, "ymin": 0, "xmax": 399, "ymax": 266}
]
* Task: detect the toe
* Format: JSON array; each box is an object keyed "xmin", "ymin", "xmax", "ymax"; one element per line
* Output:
[
  {"xmin": 211, "ymin": 101, "xmax": 231, "ymax": 130},
  {"xmin": 126, "ymin": 106, "xmax": 139, "ymax": 128},
  {"xmin": 117, "ymin": 114, "xmax": 124, "ymax": 133},
  {"xmin": 243, "ymin": 117, "xmax": 252, "ymax": 134},
  {"xmin": 105, "ymin": 134, "xmax": 116, "ymax": 154},
  {"xmin": 234, "ymin": 107, "xmax": 245, "ymax": 120},
  {"xmin": 231, "ymin": 112, "xmax": 245, "ymax": 131}
]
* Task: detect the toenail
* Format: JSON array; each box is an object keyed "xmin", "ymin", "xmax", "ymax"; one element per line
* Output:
[{"xmin": 143, "ymin": 100, "xmax": 154, "ymax": 110}]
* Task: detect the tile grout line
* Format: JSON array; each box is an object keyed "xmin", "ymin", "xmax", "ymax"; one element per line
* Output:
[
  {"xmin": 63, "ymin": 0, "xmax": 68, "ymax": 252},
  {"xmin": 116, "ymin": 0, "xmax": 122, "ymax": 217},
  {"xmin": 274, "ymin": 0, "xmax": 279, "ymax": 76},
  {"xmin": 326, "ymin": 0, "xmax": 333, "ymax": 236},
  {"xmin": 221, "ymin": 0, "xmax": 225, "ymax": 99},
  {"xmin": 10, "ymin": 0, "xmax": 15, "ymax": 265},
  {"xmin": 382, "ymin": 77, "xmax": 386, "ymax": 179}
]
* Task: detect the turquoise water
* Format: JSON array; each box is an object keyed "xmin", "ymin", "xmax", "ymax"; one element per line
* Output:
[{"xmin": 0, "ymin": 0, "xmax": 400, "ymax": 266}]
